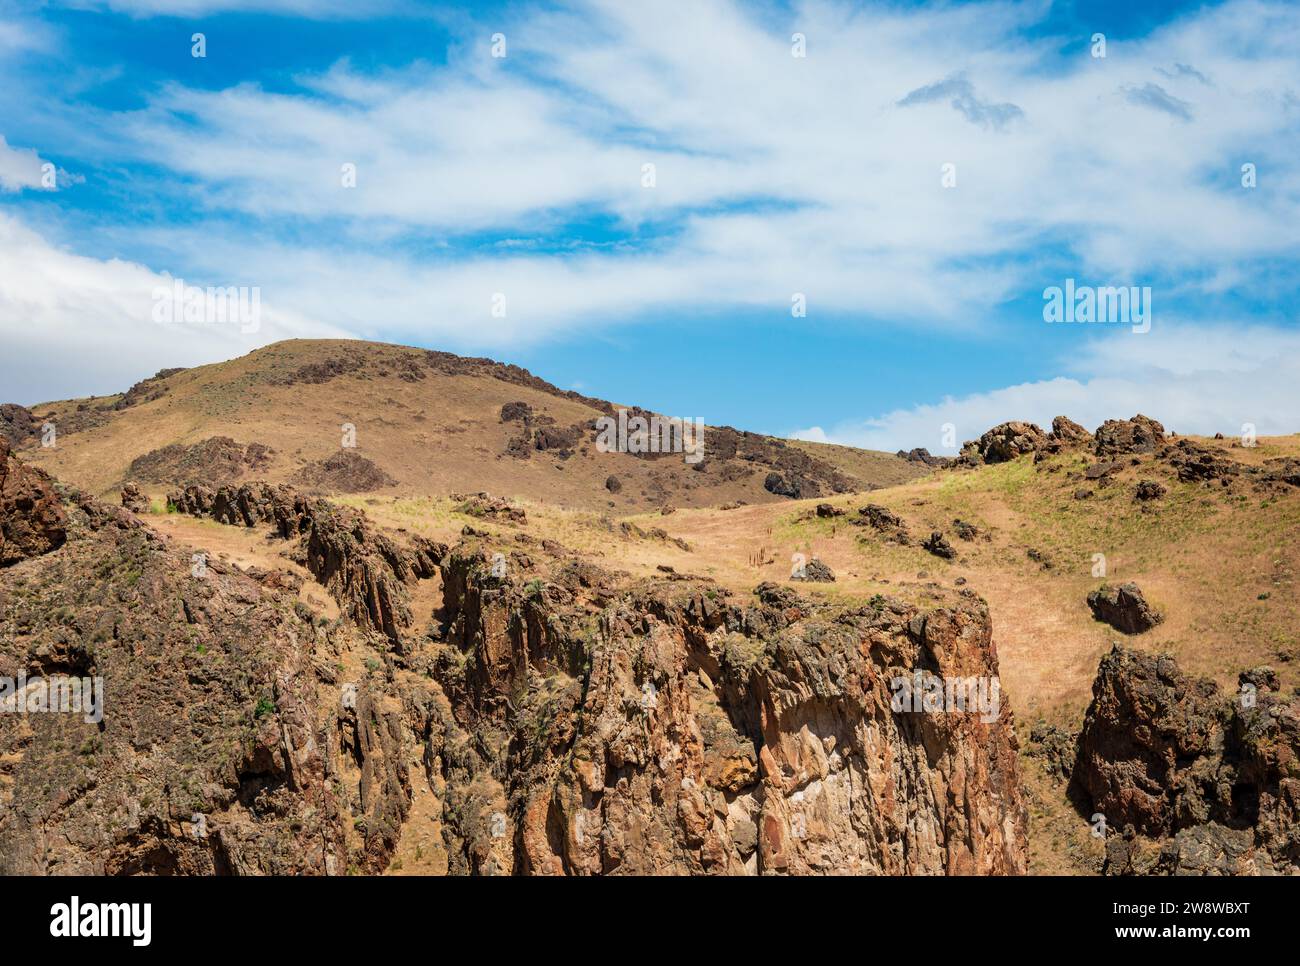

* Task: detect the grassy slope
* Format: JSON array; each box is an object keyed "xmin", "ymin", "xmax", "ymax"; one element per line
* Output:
[{"xmin": 22, "ymin": 339, "xmax": 926, "ymax": 511}]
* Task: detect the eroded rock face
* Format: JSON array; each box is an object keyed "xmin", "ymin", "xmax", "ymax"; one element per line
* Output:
[
  {"xmin": 422, "ymin": 553, "xmax": 1028, "ymax": 875},
  {"xmin": 0, "ymin": 439, "xmax": 68, "ymax": 567},
  {"xmin": 0, "ymin": 404, "xmax": 38, "ymax": 447},
  {"xmin": 0, "ymin": 489, "xmax": 363, "ymax": 875},
  {"xmin": 1094, "ymin": 415, "xmax": 1165, "ymax": 457},
  {"xmin": 1073, "ymin": 646, "xmax": 1300, "ymax": 875},
  {"xmin": 167, "ymin": 481, "xmax": 444, "ymax": 648},
  {"xmin": 9, "ymin": 460, "xmax": 1030, "ymax": 877},
  {"xmin": 1087, "ymin": 582, "xmax": 1162, "ymax": 634}
]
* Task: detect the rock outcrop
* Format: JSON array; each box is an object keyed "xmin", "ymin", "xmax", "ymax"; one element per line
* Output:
[
  {"xmin": 120, "ymin": 482, "xmax": 149, "ymax": 514},
  {"xmin": 971, "ymin": 422, "xmax": 1048, "ymax": 464},
  {"xmin": 128, "ymin": 436, "xmax": 273, "ymax": 486},
  {"xmin": 0, "ymin": 438, "xmax": 67, "ymax": 567},
  {"xmin": 5, "ymin": 454, "xmax": 1033, "ymax": 877},
  {"xmin": 856, "ymin": 504, "xmax": 911, "ymax": 544},
  {"xmin": 168, "ymin": 481, "xmax": 445, "ymax": 648},
  {"xmin": 0, "ymin": 480, "xmax": 371, "ymax": 874},
  {"xmin": 791, "ymin": 557, "xmax": 835, "ymax": 582},
  {"xmin": 1073, "ymin": 646, "xmax": 1300, "ymax": 875},
  {"xmin": 1049, "ymin": 416, "xmax": 1090, "ymax": 443},
  {"xmin": 293, "ymin": 451, "xmax": 395, "ymax": 493},
  {"xmin": 1094, "ymin": 415, "xmax": 1165, "ymax": 457},
  {"xmin": 423, "ymin": 554, "xmax": 1028, "ymax": 875},
  {"xmin": 0, "ymin": 404, "xmax": 38, "ymax": 447}
]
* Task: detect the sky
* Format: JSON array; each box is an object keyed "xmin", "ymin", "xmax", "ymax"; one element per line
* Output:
[{"xmin": 0, "ymin": 0, "xmax": 1297, "ymax": 453}]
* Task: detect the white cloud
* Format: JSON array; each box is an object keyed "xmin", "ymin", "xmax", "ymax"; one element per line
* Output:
[
  {"xmin": 82, "ymin": 0, "xmax": 1299, "ymax": 338},
  {"xmin": 0, "ymin": 214, "xmax": 351, "ymax": 404},
  {"xmin": 792, "ymin": 323, "xmax": 1300, "ymax": 451},
  {"xmin": 0, "ymin": 135, "xmax": 50, "ymax": 192}
]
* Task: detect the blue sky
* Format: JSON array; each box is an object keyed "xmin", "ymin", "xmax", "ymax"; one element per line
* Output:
[{"xmin": 1, "ymin": 0, "xmax": 1297, "ymax": 451}]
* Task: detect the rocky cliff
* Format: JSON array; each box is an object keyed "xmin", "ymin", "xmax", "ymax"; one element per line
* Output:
[{"xmin": 1, "ymin": 454, "xmax": 1028, "ymax": 875}]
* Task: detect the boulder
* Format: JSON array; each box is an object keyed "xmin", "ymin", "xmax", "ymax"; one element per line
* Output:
[
  {"xmin": 974, "ymin": 422, "xmax": 1047, "ymax": 464},
  {"xmin": 922, "ymin": 531, "xmax": 957, "ymax": 559},
  {"xmin": 1134, "ymin": 480, "xmax": 1167, "ymax": 501},
  {"xmin": 1094, "ymin": 415, "xmax": 1165, "ymax": 457},
  {"xmin": 856, "ymin": 504, "xmax": 911, "ymax": 544},
  {"xmin": 1049, "ymin": 415, "xmax": 1090, "ymax": 443},
  {"xmin": 792, "ymin": 557, "xmax": 835, "ymax": 582},
  {"xmin": 120, "ymin": 482, "xmax": 150, "ymax": 514},
  {"xmin": 1087, "ymin": 582, "xmax": 1162, "ymax": 634}
]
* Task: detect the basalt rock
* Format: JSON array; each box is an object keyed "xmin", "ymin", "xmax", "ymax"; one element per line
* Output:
[
  {"xmin": 0, "ymin": 439, "xmax": 68, "ymax": 567},
  {"xmin": 896, "ymin": 447, "xmax": 947, "ymax": 467},
  {"xmin": 0, "ymin": 404, "xmax": 38, "ymax": 447},
  {"xmin": 128, "ymin": 436, "xmax": 273, "ymax": 487},
  {"xmin": 792, "ymin": 557, "xmax": 835, "ymax": 582},
  {"xmin": 293, "ymin": 451, "xmax": 395, "ymax": 493},
  {"xmin": 1094, "ymin": 415, "xmax": 1165, "ymax": 457},
  {"xmin": 120, "ymin": 483, "xmax": 150, "ymax": 514},
  {"xmin": 1087, "ymin": 582, "xmax": 1162, "ymax": 634},
  {"xmin": 856, "ymin": 504, "xmax": 911, "ymax": 544},
  {"xmin": 0, "ymin": 484, "xmax": 366, "ymax": 875},
  {"xmin": 1049, "ymin": 416, "xmax": 1091, "ymax": 443},
  {"xmin": 423, "ymin": 556, "xmax": 1028, "ymax": 875},
  {"xmin": 169, "ymin": 481, "xmax": 433, "ymax": 647},
  {"xmin": 974, "ymin": 422, "xmax": 1048, "ymax": 464},
  {"xmin": 1134, "ymin": 480, "xmax": 1167, "ymax": 501},
  {"xmin": 1162, "ymin": 439, "xmax": 1241, "ymax": 485},
  {"xmin": 1072, "ymin": 646, "xmax": 1300, "ymax": 874},
  {"xmin": 1084, "ymin": 461, "xmax": 1122, "ymax": 480},
  {"xmin": 923, "ymin": 531, "xmax": 957, "ymax": 560}
]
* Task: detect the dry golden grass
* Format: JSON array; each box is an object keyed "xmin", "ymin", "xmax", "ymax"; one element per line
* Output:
[{"xmin": 22, "ymin": 338, "xmax": 925, "ymax": 511}]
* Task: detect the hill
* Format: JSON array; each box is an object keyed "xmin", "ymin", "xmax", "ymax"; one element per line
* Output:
[{"xmin": 5, "ymin": 339, "xmax": 926, "ymax": 510}]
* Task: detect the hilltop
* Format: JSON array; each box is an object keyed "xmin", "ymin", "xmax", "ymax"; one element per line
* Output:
[{"xmin": 4, "ymin": 339, "xmax": 925, "ymax": 510}]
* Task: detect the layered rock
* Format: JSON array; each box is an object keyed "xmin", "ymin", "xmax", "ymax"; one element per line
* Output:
[{"xmin": 421, "ymin": 552, "xmax": 1028, "ymax": 875}]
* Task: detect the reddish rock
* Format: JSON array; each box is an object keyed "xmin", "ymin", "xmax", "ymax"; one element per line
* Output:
[{"xmin": 0, "ymin": 439, "xmax": 67, "ymax": 567}]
